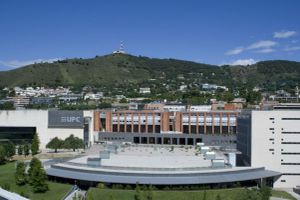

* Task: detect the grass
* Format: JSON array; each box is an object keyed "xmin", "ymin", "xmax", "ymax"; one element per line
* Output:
[
  {"xmin": 0, "ymin": 162, "xmax": 72, "ymax": 200},
  {"xmin": 272, "ymin": 190, "xmax": 296, "ymax": 200},
  {"xmin": 86, "ymin": 187, "xmax": 297, "ymax": 200},
  {"xmin": 86, "ymin": 188, "xmax": 246, "ymax": 200}
]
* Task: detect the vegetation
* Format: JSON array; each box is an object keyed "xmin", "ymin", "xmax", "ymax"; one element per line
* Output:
[
  {"xmin": 272, "ymin": 190, "xmax": 296, "ymax": 199},
  {"xmin": 0, "ymin": 54, "xmax": 299, "ymax": 97},
  {"xmin": 24, "ymin": 143, "xmax": 30, "ymax": 157},
  {"xmin": 4, "ymin": 141, "xmax": 15, "ymax": 160},
  {"xmin": 63, "ymin": 134, "xmax": 84, "ymax": 152},
  {"xmin": 46, "ymin": 135, "xmax": 84, "ymax": 152},
  {"xmin": 17, "ymin": 145, "xmax": 23, "ymax": 156},
  {"xmin": 134, "ymin": 184, "xmax": 142, "ymax": 200},
  {"xmin": 31, "ymin": 133, "xmax": 40, "ymax": 156},
  {"xmin": 0, "ymin": 141, "xmax": 16, "ymax": 164},
  {"xmin": 28, "ymin": 158, "xmax": 49, "ymax": 193},
  {"xmin": 0, "ymin": 101, "xmax": 14, "ymax": 110},
  {"xmin": 15, "ymin": 161, "xmax": 26, "ymax": 185},
  {"xmin": 0, "ymin": 162, "xmax": 71, "ymax": 200},
  {"xmin": 0, "ymin": 145, "xmax": 6, "ymax": 164},
  {"xmin": 46, "ymin": 137, "xmax": 64, "ymax": 153},
  {"xmin": 86, "ymin": 187, "xmax": 296, "ymax": 200}
]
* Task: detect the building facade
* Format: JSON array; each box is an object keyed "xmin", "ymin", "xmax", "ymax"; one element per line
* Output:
[
  {"xmin": 0, "ymin": 110, "xmax": 94, "ymax": 148},
  {"xmin": 94, "ymin": 110, "xmax": 239, "ymax": 146},
  {"xmin": 238, "ymin": 110, "xmax": 300, "ymax": 188}
]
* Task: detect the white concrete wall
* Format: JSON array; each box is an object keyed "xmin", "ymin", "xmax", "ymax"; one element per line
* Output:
[
  {"xmin": 251, "ymin": 110, "xmax": 300, "ymax": 188},
  {"xmin": 0, "ymin": 110, "xmax": 87, "ymax": 149}
]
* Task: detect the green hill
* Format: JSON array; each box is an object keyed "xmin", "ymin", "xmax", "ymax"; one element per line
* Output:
[{"xmin": 0, "ymin": 54, "xmax": 299, "ymax": 91}]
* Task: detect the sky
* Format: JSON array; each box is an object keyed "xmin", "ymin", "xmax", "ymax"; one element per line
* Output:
[{"xmin": 0, "ymin": 0, "xmax": 300, "ymax": 71}]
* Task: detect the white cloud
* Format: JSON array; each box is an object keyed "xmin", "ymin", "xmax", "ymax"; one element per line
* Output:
[
  {"xmin": 247, "ymin": 40, "xmax": 278, "ymax": 50},
  {"xmin": 226, "ymin": 40, "xmax": 278, "ymax": 56},
  {"xmin": 274, "ymin": 30, "xmax": 297, "ymax": 38},
  {"xmin": 284, "ymin": 46, "xmax": 300, "ymax": 51},
  {"xmin": 225, "ymin": 47, "xmax": 244, "ymax": 55},
  {"xmin": 255, "ymin": 48, "xmax": 275, "ymax": 53},
  {"xmin": 291, "ymin": 40, "xmax": 298, "ymax": 44},
  {"xmin": 228, "ymin": 58, "xmax": 257, "ymax": 66},
  {"xmin": 0, "ymin": 58, "xmax": 61, "ymax": 68}
]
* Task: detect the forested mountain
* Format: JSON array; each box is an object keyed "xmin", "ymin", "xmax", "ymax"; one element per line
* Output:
[{"xmin": 0, "ymin": 54, "xmax": 299, "ymax": 92}]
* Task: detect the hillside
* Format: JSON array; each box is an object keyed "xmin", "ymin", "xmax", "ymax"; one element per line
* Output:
[
  {"xmin": 0, "ymin": 54, "xmax": 219, "ymax": 87},
  {"xmin": 0, "ymin": 54, "xmax": 299, "ymax": 91}
]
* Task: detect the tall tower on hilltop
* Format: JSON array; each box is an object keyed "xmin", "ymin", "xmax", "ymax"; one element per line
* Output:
[{"xmin": 113, "ymin": 41, "xmax": 127, "ymax": 54}]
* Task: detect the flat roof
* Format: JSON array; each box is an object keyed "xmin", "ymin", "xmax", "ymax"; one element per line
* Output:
[{"xmin": 46, "ymin": 144, "xmax": 281, "ymax": 185}]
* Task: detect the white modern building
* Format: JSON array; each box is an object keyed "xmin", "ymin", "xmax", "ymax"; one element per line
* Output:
[
  {"xmin": 238, "ymin": 109, "xmax": 300, "ymax": 188},
  {"xmin": 0, "ymin": 110, "xmax": 94, "ymax": 148},
  {"xmin": 139, "ymin": 88, "xmax": 151, "ymax": 94}
]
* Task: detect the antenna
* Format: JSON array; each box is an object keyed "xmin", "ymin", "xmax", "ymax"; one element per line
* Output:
[
  {"xmin": 113, "ymin": 41, "xmax": 126, "ymax": 54},
  {"xmin": 119, "ymin": 41, "xmax": 124, "ymax": 51}
]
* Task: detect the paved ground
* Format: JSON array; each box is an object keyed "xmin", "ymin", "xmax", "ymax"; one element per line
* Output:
[{"xmin": 72, "ymin": 144, "xmax": 228, "ymax": 169}]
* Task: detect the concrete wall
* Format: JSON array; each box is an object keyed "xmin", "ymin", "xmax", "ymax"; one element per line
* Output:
[{"xmin": 251, "ymin": 110, "xmax": 300, "ymax": 188}]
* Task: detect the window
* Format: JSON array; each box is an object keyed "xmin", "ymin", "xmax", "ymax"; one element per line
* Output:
[
  {"xmin": 283, "ymin": 173, "xmax": 300, "ymax": 175},
  {"xmin": 269, "ymin": 149, "xmax": 274, "ymax": 151},
  {"xmin": 280, "ymin": 180, "xmax": 286, "ymax": 182},
  {"xmin": 269, "ymin": 128, "xmax": 274, "ymax": 130},
  {"xmin": 281, "ymin": 152, "xmax": 300, "ymax": 155},
  {"xmin": 269, "ymin": 118, "xmax": 274, "ymax": 120},
  {"xmin": 269, "ymin": 138, "xmax": 274, "ymax": 141},
  {"xmin": 282, "ymin": 132, "xmax": 300, "ymax": 134},
  {"xmin": 281, "ymin": 163, "xmax": 300, "ymax": 165},
  {"xmin": 282, "ymin": 118, "xmax": 300, "ymax": 120},
  {"xmin": 281, "ymin": 142, "xmax": 300, "ymax": 144}
]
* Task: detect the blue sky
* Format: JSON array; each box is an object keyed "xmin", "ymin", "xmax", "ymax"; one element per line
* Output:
[{"xmin": 0, "ymin": 0, "xmax": 300, "ymax": 70}]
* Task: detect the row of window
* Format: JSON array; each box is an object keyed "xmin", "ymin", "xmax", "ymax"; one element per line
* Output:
[
  {"xmin": 281, "ymin": 152, "xmax": 300, "ymax": 155},
  {"xmin": 282, "ymin": 173, "xmax": 300, "ymax": 175},
  {"xmin": 281, "ymin": 142, "xmax": 300, "ymax": 144},
  {"xmin": 281, "ymin": 163, "xmax": 300, "ymax": 165},
  {"xmin": 282, "ymin": 132, "xmax": 300, "ymax": 134}
]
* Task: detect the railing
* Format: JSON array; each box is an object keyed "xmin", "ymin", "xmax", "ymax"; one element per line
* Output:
[
  {"xmin": 61, "ymin": 185, "xmax": 78, "ymax": 200},
  {"xmin": 62, "ymin": 161, "xmax": 230, "ymax": 172}
]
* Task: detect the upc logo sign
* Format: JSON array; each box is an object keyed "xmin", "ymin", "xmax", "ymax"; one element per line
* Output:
[{"xmin": 61, "ymin": 116, "xmax": 81, "ymax": 123}]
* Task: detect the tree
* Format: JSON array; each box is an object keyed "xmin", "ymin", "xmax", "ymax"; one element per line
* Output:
[
  {"xmin": 63, "ymin": 134, "xmax": 84, "ymax": 152},
  {"xmin": 0, "ymin": 145, "xmax": 6, "ymax": 164},
  {"xmin": 134, "ymin": 184, "xmax": 142, "ymax": 200},
  {"xmin": 0, "ymin": 101, "xmax": 14, "ymax": 110},
  {"xmin": 28, "ymin": 157, "xmax": 48, "ymax": 193},
  {"xmin": 18, "ymin": 145, "xmax": 23, "ymax": 156},
  {"xmin": 146, "ymin": 185, "xmax": 154, "ymax": 200},
  {"xmin": 260, "ymin": 186, "xmax": 271, "ymax": 200},
  {"xmin": 119, "ymin": 98, "xmax": 128, "ymax": 103},
  {"xmin": 31, "ymin": 133, "xmax": 40, "ymax": 155},
  {"xmin": 4, "ymin": 141, "xmax": 15, "ymax": 160},
  {"xmin": 15, "ymin": 161, "xmax": 26, "ymax": 185},
  {"xmin": 28, "ymin": 157, "xmax": 41, "ymax": 181},
  {"xmin": 46, "ymin": 137, "xmax": 63, "ymax": 153},
  {"xmin": 24, "ymin": 143, "xmax": 30, "ymax": 157}
]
